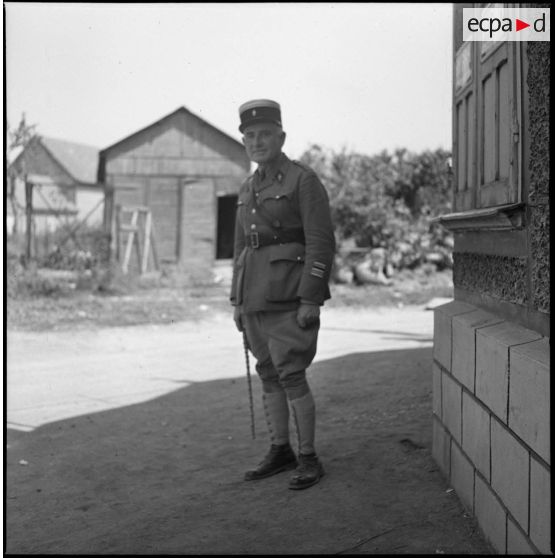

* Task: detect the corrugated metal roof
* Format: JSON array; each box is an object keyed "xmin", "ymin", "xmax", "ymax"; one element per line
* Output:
[{"xmin": 40, "ymin": 137, "xmax": 100, "ymax": 185}]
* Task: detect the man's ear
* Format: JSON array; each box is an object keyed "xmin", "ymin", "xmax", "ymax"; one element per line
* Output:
[{"xmin": 280, "ymin": 131, "xmax": 287, "ymax": 147}]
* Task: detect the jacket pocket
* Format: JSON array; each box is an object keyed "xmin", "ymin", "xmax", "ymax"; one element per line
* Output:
[
  {"xmin": 259, "ymin": 191, "xmax": 298, "ymax": 226},
  {"xmin": 266, "ymin": 243, "xmax": 305, "ymax": 302}
]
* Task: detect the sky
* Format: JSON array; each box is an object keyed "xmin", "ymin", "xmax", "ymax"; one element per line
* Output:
[{"xmin": 5, "ymin": 2, "xmax": 454, "ymax": 160}]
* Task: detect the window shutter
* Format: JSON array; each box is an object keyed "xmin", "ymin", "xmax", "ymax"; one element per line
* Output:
[
  {"xmin": 454, "ymin": 42, "xmax": 475, "ymax": 211},
  {"xmin": 478, "ymin": 41, "xmax": 518, "ymax": 207},
  {"xmin": 453, "ymin": 36, "xmax": 520, "ymax": 211}
]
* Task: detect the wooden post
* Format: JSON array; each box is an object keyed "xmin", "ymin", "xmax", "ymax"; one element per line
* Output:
[
  {"xmin": 141, "ymin": 210, "xmax": 152, "ymax": 273},
  {"xmin": 150, "ymin": 216, "xmax": 160, "ymax": 271},
  {"xmin": 103, "ymin": 184, "xmax": 114, "ymax": 264},
  {"xmin": 134, "ymin": 212, "xmax": 143, "ymax": 272},
  {"xmin": 24, "ymin": 177, "xmax": 33, "ymax": 263},
  {"xmin": 8, "ymin": 173, "xmax": 18, "ymax": 235},
  {"xmin": 103, "ymin": 184, "xmax": 114, "ymax": 236},
  {"xmin": 115, "ymin": 204, "xmax": 122, "ymax": 263}
]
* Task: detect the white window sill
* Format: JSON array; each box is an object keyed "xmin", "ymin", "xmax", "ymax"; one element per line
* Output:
[{"xmin": 430, "ymin": 203, "xmax": 524, "ymax": 232}]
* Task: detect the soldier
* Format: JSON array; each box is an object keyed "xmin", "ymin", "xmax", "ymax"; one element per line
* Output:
[{"xmin": 231, "ymin": 99, "xmax": 336, "ymax": 490}]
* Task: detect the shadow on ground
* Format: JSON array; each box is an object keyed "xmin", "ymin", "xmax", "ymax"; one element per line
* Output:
[{"xmin": 6, "ymin": 347, "xmax": 494, "ymax": 555}]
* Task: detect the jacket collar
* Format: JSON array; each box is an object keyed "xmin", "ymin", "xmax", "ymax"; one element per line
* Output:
[{"xmin": 254, "ymin": 153, "xmax": 290, "ymax": 191}]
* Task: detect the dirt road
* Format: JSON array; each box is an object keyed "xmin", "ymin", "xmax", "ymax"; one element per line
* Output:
[{"xmin": 6, "ymin": 305, "xmax": 494, "ymax": 554}]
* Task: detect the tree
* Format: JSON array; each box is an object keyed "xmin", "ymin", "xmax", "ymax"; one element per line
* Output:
[
  {"xmin": 6, "ymin": 113, "xmax": 38, "ymax": 234},
  {"xmin": 8, "ymin": 112, "xmax": 37, "ymax": 151},
  {"xmin": 299, "ymin": 145, "xmax": 453, "ymax": 270}
]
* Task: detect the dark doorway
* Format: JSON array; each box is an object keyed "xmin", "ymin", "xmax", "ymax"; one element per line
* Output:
[{"xmin": 216, "ymin": 195, "xmax": 238, "ymax": 259}]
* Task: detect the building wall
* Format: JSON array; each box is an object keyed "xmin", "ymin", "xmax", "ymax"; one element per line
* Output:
[
  {"xmin": 75, "ymin": 188, "xmax": 104, "ymax": 224},
  {"xmin": 432, "ymin": 303, "xmax": 550, "ymax": 554},
  {"xmin": 433, "ymin": 8, "xmax": 550, "ymax": 555},
  {"xmin": 526, "ymin": 41, "xmax": 551, "ymax": 315}
]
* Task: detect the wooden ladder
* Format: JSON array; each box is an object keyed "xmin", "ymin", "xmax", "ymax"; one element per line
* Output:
[{"xmin": 116, "ymin": 206, "xmax": 159, "ymax": 274}]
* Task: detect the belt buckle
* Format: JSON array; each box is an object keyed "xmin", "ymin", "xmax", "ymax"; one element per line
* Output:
[{"xmin": 250, "ymin": 231, "xmax": 259, "ymax": 249}]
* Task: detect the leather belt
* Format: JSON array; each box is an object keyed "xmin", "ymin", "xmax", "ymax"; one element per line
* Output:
[{"xmin": 245, "ymin": 229, "xmax": 305, "ymax": 249}]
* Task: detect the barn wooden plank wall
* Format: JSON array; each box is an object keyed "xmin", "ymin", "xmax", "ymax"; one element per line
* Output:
[{"xmin": 100, "ymin": 107, "xmax": 250, "ymax": 270}]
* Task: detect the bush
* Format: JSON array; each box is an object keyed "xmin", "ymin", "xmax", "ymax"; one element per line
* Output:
[
  {"xmin": 6, "ymin": 257, "xmax": 68, "ymax": 298},
  {"xmin": 39, "ymin": 224, "xmax": 110, "ymax": 271},
  {"xmin": 299, "ymin": 145, "xmax": 454, "ymax": 273},
  {"xmin": 7, "ymin": 223, "xmax": 118, "ymax": 297}
]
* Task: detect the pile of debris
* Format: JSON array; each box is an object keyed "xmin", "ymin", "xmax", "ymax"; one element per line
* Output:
[{"xmin": 332, "ymin": 238, "xmax": 453, "ymax": 286}]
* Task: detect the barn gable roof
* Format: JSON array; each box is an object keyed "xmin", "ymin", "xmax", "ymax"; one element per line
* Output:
[
  {"xmin": 9, "ymin": 135, "xmax": 100, "ymax": 187},
  {"xmin": 98, "ymin": 106, "xmax": 247, "ymax": 181},
  {"xmin": 40, "ymin": 137, "xmax": 100, "ymax": 185},
  {"xmin": 101, "ymin": 106, "xmax": 244, "ymax": 154}
]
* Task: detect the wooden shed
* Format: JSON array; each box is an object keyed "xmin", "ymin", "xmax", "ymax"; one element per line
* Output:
[
  {"xmin": 7, "ymin": 136, "xmax": 104, "ymax": 260},
  {"xmin": 8, "ymin": 135, "xmax": 103, "ymax": 229},
  {"xmin": 98, "ymin": 106, "xmax": 250, "ymax": 273}
]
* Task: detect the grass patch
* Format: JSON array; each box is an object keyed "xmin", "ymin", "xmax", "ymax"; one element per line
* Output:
[{"xmin": 6, "ymin": 264, "xmax": 453, "ymax": 332}]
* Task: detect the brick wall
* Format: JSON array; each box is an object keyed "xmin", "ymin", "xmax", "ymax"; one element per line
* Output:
[{"xmin": 432, "ymin": 301, "xmax": 551, "ymax": 555}]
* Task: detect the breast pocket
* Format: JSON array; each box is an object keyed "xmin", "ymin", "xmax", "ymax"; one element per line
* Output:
[
  {"xmin": 259, "ymin": 191, "xmax": 297, "ymax": 226},
  {"xmin": 266, "ymin": 243, "xmax": 305, "ymax": 302}
]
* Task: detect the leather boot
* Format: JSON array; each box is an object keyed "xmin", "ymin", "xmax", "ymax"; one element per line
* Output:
[
  {"xmin": 244, "ymin": 443, "xmax": 297, "ymax": 481},
  {"xmin": 288, "ymin": 392, "xmax": 325, "ymax": 489},
  {"xmin": 288, "ymin": 452, "xmax": 325, "ymax": 490},
  {"xmin": 244, "ymin": 392, "xmax": 296, "ymax": 481}
]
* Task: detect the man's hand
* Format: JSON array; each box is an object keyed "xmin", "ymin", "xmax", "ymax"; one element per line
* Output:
[
  {"xmin": 233, "ymin": 306, "xmax": 244, "ymax": 332},
  {"xmin": 296, "ymin": 302, "xmax": 320, "ymax": 329}
]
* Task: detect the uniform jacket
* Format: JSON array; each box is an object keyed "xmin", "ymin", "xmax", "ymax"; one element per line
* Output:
[{"xmin": 230, "ymin": 153, "xmax": 336, "ymax": 313}]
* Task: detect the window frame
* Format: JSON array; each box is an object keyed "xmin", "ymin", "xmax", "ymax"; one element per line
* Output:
[{"xmin": 451, "ymin": 12, "xmax": 521, "ymax": 214}]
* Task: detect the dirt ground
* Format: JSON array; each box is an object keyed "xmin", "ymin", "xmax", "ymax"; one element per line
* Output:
[{"xmin": 6, "ymin": 273, "xmax": 495, "ymax": 555}]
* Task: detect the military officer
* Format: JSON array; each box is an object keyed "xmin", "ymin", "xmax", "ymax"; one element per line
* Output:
[{"xmin": 231, "ymin": 99, "xmax": 336, "ymax": 490}]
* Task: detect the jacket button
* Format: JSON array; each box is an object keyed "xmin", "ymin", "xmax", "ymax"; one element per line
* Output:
[
  {"xmin": 251, "ymin": 224, "xmax": 256, "ymax": 230},
  {"xmin": 251, "ymin": 209, "xmax": 256, "ymax": 214}
]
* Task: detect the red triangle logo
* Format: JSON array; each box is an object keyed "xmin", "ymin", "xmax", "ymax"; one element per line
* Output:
[{"xmin": 516, "ymin": 19, "xmax": 530, "ymax": 31}]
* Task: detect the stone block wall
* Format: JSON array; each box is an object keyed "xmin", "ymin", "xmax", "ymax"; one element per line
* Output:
[{"xmin": 432, "ymin": 301, "xmax": 551, "ymax": 554}]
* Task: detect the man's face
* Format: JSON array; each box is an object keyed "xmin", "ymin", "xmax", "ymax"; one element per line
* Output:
[{"xmin": 242, "ymin": 122, "xmax": 286, "ymax": 165}]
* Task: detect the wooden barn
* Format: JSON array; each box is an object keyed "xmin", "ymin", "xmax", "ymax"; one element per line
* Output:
[
  {"xmin": 98, "ymin": 106, "xmax": 250, "ymax": 274},
  {"xmin": 8, "ymin": 136, "xmax": 103, "ymax": 232}
]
